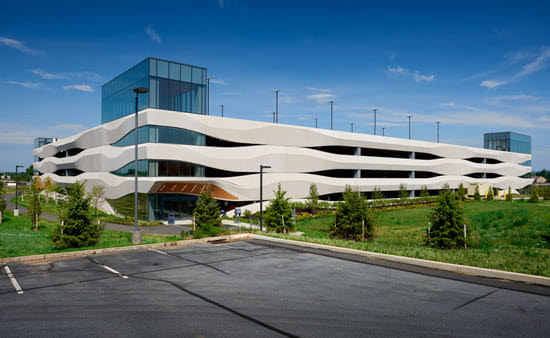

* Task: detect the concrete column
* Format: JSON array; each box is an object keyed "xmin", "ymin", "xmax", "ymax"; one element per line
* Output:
[
  {"xmin": 354, "ymin": 147, "xmax": 361, "ymax": 178},
  {"xmin": 409, "ymin": 151, "xmax": 415, "ymax": 197},
  {"xmin": 482, "ymin": 158, "xmax": 487, "ymax": 179}
]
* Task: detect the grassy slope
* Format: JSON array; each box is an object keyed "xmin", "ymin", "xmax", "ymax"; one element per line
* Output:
[
  {"xmin": 264, "ymin": 200, "xmax": 550, "ymax": 277},
  {"xmin": 0, "ymin": 211, "xmax": 179, "ymax": 258}
]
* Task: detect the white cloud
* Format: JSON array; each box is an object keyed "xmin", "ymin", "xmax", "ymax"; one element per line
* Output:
[
  {"xmin": 386, "ymin": 65, "xmax": 409, "ymax": 76},
  {"xmin": 145, "ymin": 25, "xmax": 161, "ymax": 44},
  {"xmin": 440, "ymin": 101, "xmax": 455, "ymax": 107},
  {"xmin": 5, "ymin": 81, "xmax": 40, "ymax": 88},
  {"xmin": 487, "ymin": 95, "xmax": 541, "ymax": 105},
  {"xmin": 63, "ymin": 84, "xmax": 94, "ymax": 92},
  {"xmin": 413, "ymin": 71, "xmax": 435, "ymax": 82},
  {"xmin": 480, "ymin": 79, "xmax": 509, "ymax": 88},
  {"xmin": 0, "ymin": 36, "xmax": 39, "ymax": 54},
  {"xmin": 31, "ymin": 69, "xmax": 103, "ymax": 82},
  {"xmin": 209, "ymin": 78, "xmax": 226, "ymax": 85},
  {"xmin": 516, "ymin": 46, "xmax": 550, "ymax": 77},
  {"xmin": 0, "ymin": 122, "xmax": 87, "ymax": 144},
  {"xmin": 306, "ymin": 87, "xmax": 332, "ymax": 93},
  {"xmin": 306, "ymin": 93, "xmax": 335, "ymax": 103}
]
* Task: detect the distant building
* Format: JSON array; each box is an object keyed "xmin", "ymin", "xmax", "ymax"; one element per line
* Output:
[{"xmin": 534, "ymin": 176, "xmax": 548, "ymax": 184}]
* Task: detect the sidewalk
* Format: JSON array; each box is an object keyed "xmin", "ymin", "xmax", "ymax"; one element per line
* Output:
[{"xmin": 3, "ymin": 195, "xmax": 189, "ymax": 236}]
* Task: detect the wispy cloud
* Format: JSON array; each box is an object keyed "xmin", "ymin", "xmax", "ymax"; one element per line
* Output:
[
  {"xmin": 481, "ymin": 46, "xmax": 550, "ymax": 88},
  {"xmin": 31, "ymin": 69, "xmax": 104, "ymax": 82},
  {"xmin": 440, "ymin": 101, "xmax": 455, "ymax": 107},
  {"xmin": 305, "ymin": 87, "xmax": 332, "ymax": 93},
  {"xmin": 209, "ymin": 78, "xmax": 226, "ymax": 85},
  {"xmin": 145, "ymin": 25, "xmax": 161, "ymax": 44},
  {"xmin": 63, "ymin": 84, "xmax": 94, "ymax": 92},
  {"xmin": 5, "ymin": 81, "xmax": 40, "ymax": 88},
  {"xmin": 306, "ymin": 93, "xmax": 335, "ymax": 103},
  {"xmin": 486, "ymin": 94, "xmax": 541, "ymax": 105},
  {"xmin": 386, "ymin": 65, "xmax": 435, "ymax": 82},
  {"xmin": 0, "ymin": 36, "xmax": 40, "ymax": 54},
  {"xmin": 0, "ymin": 122, "xmax": 87, "ymax": 144}
]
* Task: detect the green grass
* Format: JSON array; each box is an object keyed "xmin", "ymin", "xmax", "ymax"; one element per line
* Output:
[
  {"xmin": 0, "ymin": 210, "xmax": 180, "ymax": 258},
  {"xmin": 262, "ymin": 200, "xmax": 550, "ymax": 277}
]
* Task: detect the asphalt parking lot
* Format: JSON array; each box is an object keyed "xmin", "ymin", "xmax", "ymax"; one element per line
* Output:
[{"xmin": 1, "ymin": 239, "xmax": 549, "ymax": 337}]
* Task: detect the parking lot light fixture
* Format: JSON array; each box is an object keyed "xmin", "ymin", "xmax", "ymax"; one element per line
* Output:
[
  {"xmin": 259, "ymin": 165, "xmax": 271, "ymax": 232},
  {"xmin": 14, "ymin": 165, "xmax": 23, "ymax": 216},
  {"xmin": 132, "ymin": 87, "xmax": 149, "ymax": 243}
]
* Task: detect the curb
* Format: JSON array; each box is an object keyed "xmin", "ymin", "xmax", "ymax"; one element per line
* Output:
[
  {"xmin": 0, "ymin": 233, "xmax": 251, "ymax": 264},
  {"xmin": 249, "ymin": 234, "xmax": 550, "ymax": 287}
]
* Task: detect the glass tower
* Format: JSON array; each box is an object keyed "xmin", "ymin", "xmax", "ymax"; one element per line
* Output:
[
  {"xmin": 101, "ymin": 57, "xmax": 207, "ymax": 124},
  {"xmin": 484, "ymin": 131, "xmax": 531, "ymax": 166}
]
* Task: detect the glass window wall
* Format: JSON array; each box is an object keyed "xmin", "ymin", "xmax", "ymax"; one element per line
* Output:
[
  {"xmin": 111, "ymin": 125, "xmax": 206, "ymax": 147},
  {"xmin": 112, "ymin": 160, "xmax": 205, "ymax": 177}
]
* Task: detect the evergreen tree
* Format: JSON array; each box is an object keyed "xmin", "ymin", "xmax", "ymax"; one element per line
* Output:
[
  {"xmin": 486, "ymin": 187, "xmax": 494, "ymax": 201},
  {"xmin": 529, "ymin": 186, "xmax": 539, "ymax": 203},
  {"xmin": 331, "ymin": 186, "xmax": 375, "ymax": 241},
  {"xmin": 506, "ymin": 186, "xmax": 513, "ymax": 201},
  {"xmin": 264, "ymin": 184, "xmax": 294, "ymax": 233},
  {"xmin": 193, "ymin": 189, "xmax": 221, "ymax": 229},
  {"xmin": 306, "ymin": 183, "xmax": 319, "ymax": 215},
  {"xmin": 51, "ymin": 181, "xmax": 103, "ymax": 249},
  {"xmin": 371, "ymin": 186, "xmax": 384, "ymax": 200},
  {"xmin": 457, "ymin": 183, "xmax": 466, "ymax": 201},
  {"xmin": 28, "ymin": 177, "xmax": 43, "ymax": 231},
  {"xmin": 473, "ymin": 185, "xmax": 481, "ymax": 201},
  {"xmin": 426, "ymin": 187, "xmax": 474, "ymax": 249}
]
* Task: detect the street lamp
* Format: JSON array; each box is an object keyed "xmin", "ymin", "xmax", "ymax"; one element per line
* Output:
[
  {"xmin": 221, "ymin": 104, "xmax": 224, "ymax": 117},
  {"xmin": 132, "ymin": 87, "xmax": 149, "ymax": 244},
  {"xmin": 273, "ymin": 112, "xmax": 276, "ymax": 123},
  {"xmin": 382, "ymin": 127, "xmax": 386, "ymax": 136},
  {"xmin": 315, "ymin": 117, "xmax": 318, "ymax": 128},
  {"xmin": 259, "ymin": 165, "xmax": 271, "ymax": 232},
  {"xmin": 350, "ymin": 122, "xmax": 354, "ymax": 133},
  {"xmin": 436, "ymin": 121, "xmax": 440, "ymax": 143},
  {"xmin": 373, "ymin": 108, "xmax": 378, "ymax": 135},
  {"xmin": 408, "ymin": 114, "xmax": 412, "ymax": 139},
  {"xmin": 14, "ymin": 165, "xmax": 23, "ymax": 216},
  {"xmin": 275, "ymin": 90, "xmax": 279, "ymax": 123},
  {"xmin": 330, "ymin": 100, "xmax": 334, "ymax": 130}
]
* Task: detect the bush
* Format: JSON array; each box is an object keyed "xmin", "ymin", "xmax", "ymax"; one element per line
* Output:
[
  {"xmin": 264, "ymin": 183, "xmax": 294, "ymax": 233},
  {"xmin": 486, "ymin": 188, "xmax": 494, "ymax": 201},
  {"xmin": 506, "ymin": 186, "xmax": 513, "ymax": 201},
  {"xmin": 331, "ymin": 186, "xmax": 375, "ymax": 241},
  {"xmin": 420, "ymin": 185, "xmax": 430, "ymax": 199},
  {"xmin": 473, "ymin": 185, "xmax": 481, "ymax": 201},
  {"xmin": 541, "ymin": 186, "xmax": 550, "ymax": 200},
  {"xmin": 457, "ymin": 183, "xmax": 466, "ymax": 201},
  {"xmin": 306, "ymin": 183, "xmax": 320, "ymax": 215},
  {"xmin": 529, "ymin": 187, "xmax": 539, "ymax": 203},
  {"xmin": 426, "ymin": 187, "xmax": 476, "ymax": 249},
  {"xmin": 51, "ymin": 181, "xmax": 103, "ymax": 249},
  {"xmin": 371, "ymin": 187, "xmax": 384, "ymax": 200},
  {"xmin": 398, "ymin": 184, "xmax": 409, "ymax": 201},
  {"xmin": 188, "ymin": 225, "xmax": 229, "ymax": 239}
]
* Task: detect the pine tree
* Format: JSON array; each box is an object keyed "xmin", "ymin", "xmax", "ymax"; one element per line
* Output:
[
  {"xmin": 426, "ymin": 187, "xmax": 473, "ymax": 249},
  {"xmin": 51, "ymin": 181, "xmax": 103, "ymax": 249},
  {"xmin": 331, "ymin": 186, "xmax": 375, "ymax": 241},
  {"xmin": 473, "ymin": 185, "xmax": 481, "ymax": 201},
  {"xmin": 264, "ymin": 184, "xmax": 294, "ymax": 233},
  {"xmin": 193, "ymin": 189, "xmax": 221, "ymax": 229},
  {"xmin": 28, "ymin": 177, "xmax": 43, "ymax": 231},
  {"xmin": 506, "ymin": 186, "xmax": 513, "ymax": 201},
  {"xmin": 486, "ymin": 187, "xmax": 494, "ymax": 201},
  {"xmin": 457, "ymin": 183, "xmax": 466, "ymax": 201},
  {"xmin": 306, "ymin": 183, "xmax": 319, "ymax": 215}
]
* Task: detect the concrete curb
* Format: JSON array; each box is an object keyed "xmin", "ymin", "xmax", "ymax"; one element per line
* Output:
[
  {"xmin": 0, "ymin": 233, "xmax": 251, "ymax": 264},
  {"xmin": 249, "ymin": 234, "xmax": 550, "ymax": 287}
]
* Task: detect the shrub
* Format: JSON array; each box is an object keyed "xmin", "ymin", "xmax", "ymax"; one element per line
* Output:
[
  {"xmin": 539, "ymin": 186, "xmax": 550, "ymax": 201},
  {"xmin": 398, "ymin": 184, "xmax": 409, "ymax": 201},
  {"xmin": 473, "ymin": 185, "xmax": 481, "ymax": 201},
  {"xmin": 51, "ymin": 181, "xmax": 103, "ymax": 249},
  {"xmin": 264, "ymin": 183, "xmax": 294, "ymax": 233},
  {"xmin": 506, "ymin": 186, "xmax": 513, "ymax": 201},
  {"xmin": 331, "ymin": 186, "xmax": 375, "ymax": 241},
  {"xmin": 486, "ymin": 188, "xmax": 494, "ymax": 201},
  {"xmin": 457, "ymin": 183, "xmax": 466, "ymax": 201},
  {"xmin": 426, "ymin": 187, "xmax": 476, "ymax": 249},
  {"xmin": 0, "ymin": 182, "xmax": 6, "ymax": 223},
  {"xmin": 371, "ymin": 186, "xmax": 384, "ymax": 200},
  {"xmin": 420, "ymin": 185, "xmax": 430, "ymax": 199},
  {"xmin": 529, "ymin": 187, "xmax": 539, "ymax": 203},
  {"xmin": 306, "ymin": 183, "xmax": 319, "ymax": 215}
]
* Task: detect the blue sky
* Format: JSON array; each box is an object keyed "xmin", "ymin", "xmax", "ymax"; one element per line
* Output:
[{"xmin": 1, "ymin": 0, "xmax": 549, "ymax": 171}]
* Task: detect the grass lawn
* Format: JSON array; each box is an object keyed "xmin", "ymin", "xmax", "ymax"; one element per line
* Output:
[
  {"xmin": 263, "ymin": 200, "xmax": 550, "ymax": 277},
  {"xmin": 0, "ymin": 211, "xmax": 180, "ymax": 258}
]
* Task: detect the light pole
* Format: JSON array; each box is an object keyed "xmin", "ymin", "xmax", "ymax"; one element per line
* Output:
[
  {"xmin": 273, "ymin": 112, "xmax": 276, "ymax": 123},
  {"xmin": 436, "ymin": 121, "xmax": 440, "ymax": 143},
  {"xmin": 133, "ymin": 87, "xmax": 149, "ymax": 244},
  {"xmin": 350, "ymin": 122, "xmax": 354, "ymax": 133},
  {"xmin": 330, "ymin": 100, "xmax": 334, "ymax": 130},
  {"xmin": 259, "ymin": 165, "xmax": 271, "ymax": 232},
  {"xmin": 14, "ymin": 165, "xmax": 23, "ymax": 216},
  {"xmin": 315, "ymin": 117, "xmax": 318, "ymax": 128},
  {"xmin": 373, "ymin": 108, "xmax": 378, "ymax": 135},
  {"xmin": 408, "ymin": 114, "xmax": 412, "ymax": 139},
  {"xmin": 221, "ymin": 104, "xmax": 224, "ymax": 117},
  {"xmin": 275, "ymin": 90, "xmax": 279, "ymax": 123},
  {"xmin": 382, "ymin": 127, "xmax": 385, "ymax": 136}
]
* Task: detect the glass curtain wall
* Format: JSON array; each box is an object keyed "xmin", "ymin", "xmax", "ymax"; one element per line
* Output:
[
  {"xmin": 112, "ymin": 160, "xmax": 205, "ymax": 177},
  {"xmin": 111, "ymin": 125, "xmax": 206, "ymax": 147}
]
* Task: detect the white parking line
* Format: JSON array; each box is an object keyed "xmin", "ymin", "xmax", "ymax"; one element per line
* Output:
[
  {"xmin": 92, "ymin": 260, "xmax": 128, "ymax": 279},
  {"xmin": 149, "ymin": 248, "xmax": 168, "ymax": 255},
  {"xmin": 3, "ymin": 266, "xmax": 24, "ymax": 294}
]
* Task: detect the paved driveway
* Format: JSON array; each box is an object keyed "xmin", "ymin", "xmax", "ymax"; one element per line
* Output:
[{"xmin": 1, "ymin": 239, "xmax": 549, "ymax": 337}]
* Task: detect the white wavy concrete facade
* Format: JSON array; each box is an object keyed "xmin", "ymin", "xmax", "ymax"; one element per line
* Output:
[{"xmin": 34, "ymin": 108, "xmax": 532, "ymax": 203}]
